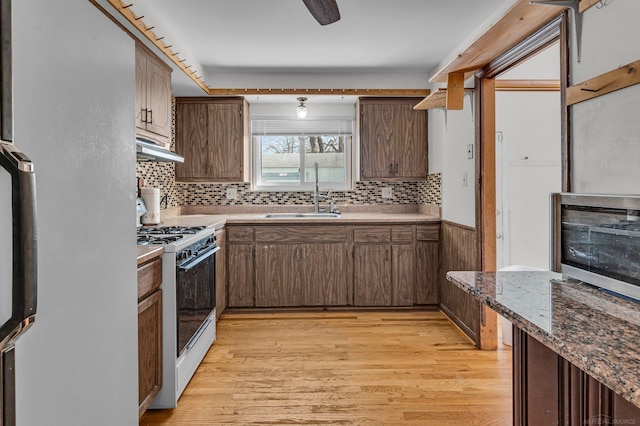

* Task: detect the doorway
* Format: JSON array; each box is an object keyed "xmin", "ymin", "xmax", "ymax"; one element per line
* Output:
[{"xmin": 495, "ymin": 43, "xmax": 562, "ymax": 270}]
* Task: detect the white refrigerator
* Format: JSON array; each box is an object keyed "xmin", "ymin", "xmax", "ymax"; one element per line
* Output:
[{"xmin": 3, "ymin": 0, "xmax": 140, "ymax": 424}]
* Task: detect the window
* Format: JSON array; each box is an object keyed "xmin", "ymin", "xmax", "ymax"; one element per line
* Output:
[{"xmin": 251, "ymin": 118, "xmax": 352, "ymax": 191}]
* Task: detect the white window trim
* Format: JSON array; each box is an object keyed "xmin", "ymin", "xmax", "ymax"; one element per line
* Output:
[{"xmin": 251, "ymin": 116, "xmax": 353, "ymax": 192}]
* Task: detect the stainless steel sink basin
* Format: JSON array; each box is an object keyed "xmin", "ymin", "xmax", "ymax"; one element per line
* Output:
[{"xmin": 261, "ymin": 213, "xmax": 341, "ymax": 219}]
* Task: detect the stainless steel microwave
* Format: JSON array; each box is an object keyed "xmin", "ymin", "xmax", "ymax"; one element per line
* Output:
[{"xmin": 551, "ymin": 193, "xmax": 640, "ymax": 301}]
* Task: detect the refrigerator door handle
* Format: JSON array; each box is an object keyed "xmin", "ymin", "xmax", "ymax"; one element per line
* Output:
[{"xmin": 0, "ymin": 143, "xmax": 37, "ymax": 346}]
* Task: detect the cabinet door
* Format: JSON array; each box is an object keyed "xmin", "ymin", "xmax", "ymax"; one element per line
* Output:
[
  {"xmin": 215, "ymin": 229, "xmax": 226, "ymax": 319},
  {"xmin": 396, "ymin": 105, "xmax": 427, "ymax": 179},
  {"xmin": 209, "ymin": 103, "xmax": 244, "ymax": 181},
  {"xmin": 134, "ymin": 48, "xmax": 147, "ymax": 131},
  {"xmin": 353, "ymin": 244, "xmax": 392, "ymax": 306},
  {"xmin": 138, "ymin": 290, "xmax": 162, "ymax": 416},
  {"xmin": 175, "ymin": 102, "xmax": 211, "ymax": 179},
  {"xmin": 255, "ymin": 244, "xmax": 302, "ymax": 307},
  {"xmin": 303, "ymin": 243, "xmax": 349, "ymax": 306},
  {"xmin": 360, "ymin": 103, "xmax": 393, "ymax": 179},
  {"xmin": 392, "ymin": 244, "xmax": 415, "ymax": 306},
  {"xmin": 416, "ymin": 241, "xmax": 439, "ymax": 304},
  {"xmin": 145, "ymin": 55, "xmax": 172, "ymax": 140},
  {"xmin": 227, "ymin": 243, "xmax": 254, "ymax": 307}
]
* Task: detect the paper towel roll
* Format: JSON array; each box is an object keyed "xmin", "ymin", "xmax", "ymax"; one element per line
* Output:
[{"xmin": 141, "ymin": 187, "xmax": 160, "ymax": 225}]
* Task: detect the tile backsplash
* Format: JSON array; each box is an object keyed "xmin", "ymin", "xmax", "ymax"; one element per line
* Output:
[{"xmin": 137, "ymin": 160, "xmax": 441, "ymax": 208}]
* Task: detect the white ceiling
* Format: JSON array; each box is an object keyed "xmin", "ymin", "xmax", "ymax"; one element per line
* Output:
[{"xmin": 125, "ymin": 0, "xmax": 508, "ymax": 103}]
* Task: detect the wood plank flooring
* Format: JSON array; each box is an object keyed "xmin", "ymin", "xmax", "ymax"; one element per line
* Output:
[{"xmin": 140, "ymin": 311, "xmax": 512, "ymax": 425}]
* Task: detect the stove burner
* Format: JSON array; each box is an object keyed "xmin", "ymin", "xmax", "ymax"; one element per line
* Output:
[
  {"xmin": 138, "ymin": 225, "xmax": 207, "ymax": 236},
  {"xmin": 137, "ymin": 235, "xmax": 184, "ymax": 245}
]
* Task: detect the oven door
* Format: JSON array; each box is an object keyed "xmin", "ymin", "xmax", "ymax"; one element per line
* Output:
[{"xmin": 176, "ymin": 245, "xmax": 219, "ymax": 356}]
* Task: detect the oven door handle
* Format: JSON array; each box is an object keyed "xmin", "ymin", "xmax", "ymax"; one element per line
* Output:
[{"xmin": 177, "ymin": 245, "xmax": 220, "ymax": 272}]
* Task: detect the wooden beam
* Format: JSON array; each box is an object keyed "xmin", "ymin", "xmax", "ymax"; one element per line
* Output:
[
  {"xmin": 206, "ymin": 88, "xmax": 430, "ymax": 97},
  {"xmin": 495, "ymin": 79, "xmax": 561, "ymax": 92},
  {"xmin": 479, "ymin": 78, "xmax": 496, "ymax": 273},
  {"xmin": 430, "ymin": 0, "xmax": 563, "ymax": 83},
  {"xmin": 446, "ymin": 73, "xmax": 465, "ymax": 110},
  {"xmin": 566, "ymin": 60, "xmax": 640, "ymax": 106},
  {"xmin": 579, "ymin": 0, "xmax": 601, "ymax": 13}
]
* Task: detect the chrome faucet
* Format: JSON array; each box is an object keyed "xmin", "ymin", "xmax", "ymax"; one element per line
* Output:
[{"xmin": 313, "ymin": 162, "xmax": 325, "ymax": 213}]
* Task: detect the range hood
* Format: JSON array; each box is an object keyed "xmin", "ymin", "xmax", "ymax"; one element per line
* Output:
[{"xmin": 136, "ymin": 138, "xmax": 184, "ymax": 163}]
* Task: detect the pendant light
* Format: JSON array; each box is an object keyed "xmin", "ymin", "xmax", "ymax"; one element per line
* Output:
[{"xmin": 296, "ymin": 97, "xmax": 308, "ymax": 118}]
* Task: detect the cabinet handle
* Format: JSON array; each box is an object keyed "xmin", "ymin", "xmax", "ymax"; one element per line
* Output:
[
  {"xmin": 389, "ymin": 164, "xmax": 393, "ymax": 174},
  {"xmin": 148, "ymin": 109, "xmax": 153, "ymax": 124},
  {"xmin": 141, "ymin": 108, "xmax": 148, "ymax": 123},
  {"xmin": 395, "ymin": 163, "xmax": 399, "ymax": 174}
]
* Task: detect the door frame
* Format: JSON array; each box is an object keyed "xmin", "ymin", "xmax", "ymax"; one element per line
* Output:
[{"xmin": 475, "ymin": 13, "xmax": 571, "ymax": 272}]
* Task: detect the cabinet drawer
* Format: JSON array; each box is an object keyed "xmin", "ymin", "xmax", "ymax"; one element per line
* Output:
[
  {"xmin": 137, "ymin": 257, "xmax": 162, "ymax": 301},
  {"xmin": 354, "ymin": 227, "xmax": 391, "ymax": 243},
  {"xmin": 255, "ymin": 226, "xmax": 348, "ymax": 243},
  {"xmin": 417, "ymin": 225, "xmax": 440, "ymax": 241},
  {"xmin": 391, "ymin": 226, "xmax": 414, "ymax": 243},
  {"xmin": 227, "ymin": 226, "xmax": 254, "ymax": 242}
]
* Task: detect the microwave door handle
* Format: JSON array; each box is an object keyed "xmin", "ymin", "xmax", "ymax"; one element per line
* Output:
[{"xmin": 0, "ymin": 144, "xmax": 37, "ymax": 345}]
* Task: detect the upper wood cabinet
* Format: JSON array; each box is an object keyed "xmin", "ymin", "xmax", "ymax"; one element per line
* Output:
[
  {"xmin": 135, "ymin": 44, "xmax": 172, "ymax": 147},
  {"xmin": 174, "ymin": 97, "xmax": 249, "ymax": 182},
  {"xmin": 359, "ymin": 97, "xmax": 427, "ymax": 181}
]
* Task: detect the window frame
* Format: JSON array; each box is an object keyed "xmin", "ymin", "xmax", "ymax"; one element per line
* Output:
[{"xmin": 251, "ymin": 116, "xmax": 353, "ymax": 192}]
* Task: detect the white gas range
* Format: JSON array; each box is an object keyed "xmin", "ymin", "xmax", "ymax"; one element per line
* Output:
[{"xmin": 137, "ymin": 224, "xmax": 219, "ymax": 408}]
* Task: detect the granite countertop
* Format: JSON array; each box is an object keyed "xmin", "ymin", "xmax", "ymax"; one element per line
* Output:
[
  {"xmin": 136, "ymin": 246, "xmax": 164, "ymax": 266},
  {"xmin": 446, "ymin": 270, "xmax": 640, "ymax": 407}
]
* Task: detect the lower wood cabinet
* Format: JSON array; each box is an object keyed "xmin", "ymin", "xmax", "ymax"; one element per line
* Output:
[
  {"xmin": 215, "ymin": 228, "xmax": 226, "ymax": 318},
  {"xmin": 513, "ymin": 327, "xmax": 640, "ymax": 425},
  {"xmin": 137, "ymin": 257, "xmax": 163, "ymax": 417},
  {"xmin": 353, "ymin": 226, "xmax": 416, "ymax": 307},
  {"xmin": 255, "ymin": 226, "xmax": 350, "ymax": 307},
  {"xmin": 225, "ymin": 223, "xmax": 440, "ymax": 309}
]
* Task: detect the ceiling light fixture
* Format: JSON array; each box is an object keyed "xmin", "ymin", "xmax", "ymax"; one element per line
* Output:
[{"xmin": 296, "ymin": 97, "xmax": 308, "ymax": 119}]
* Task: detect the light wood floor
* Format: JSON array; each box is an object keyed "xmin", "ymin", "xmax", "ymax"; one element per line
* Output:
[{"xmin": 140, "ymin": 311, "xmax": 512, "ymax": 425}]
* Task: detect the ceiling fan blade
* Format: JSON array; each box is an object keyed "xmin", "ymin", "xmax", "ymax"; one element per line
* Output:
[{"xmin": 302, "ymin": 0, "xmax": 341, "ymax": 26}]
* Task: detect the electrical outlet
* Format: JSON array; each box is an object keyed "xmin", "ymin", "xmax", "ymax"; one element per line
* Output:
[
  {"xmin": 226, "ymin": 188, "xmax": 238, "ymax": 200},
  {"xmin": 381, "ymin": 187, "xmax": 393, "ymax": 199},
  {"xmin": 467, "ymin": 144, "xmax": 474, "ymax": 159}
]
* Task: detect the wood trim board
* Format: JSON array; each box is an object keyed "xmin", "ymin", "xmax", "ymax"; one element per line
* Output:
[
  {"xmin": 430, "ymin": 0, "xmax": 563, "ymax": 83},
  {"xmin": 566, "ymin": 59, "xmax": 640, "ymax": 106}
]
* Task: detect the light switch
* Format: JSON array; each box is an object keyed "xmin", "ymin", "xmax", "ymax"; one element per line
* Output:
[
  {"xmin": 226, "ymin": 188, "xmax": 238, "ymax": 200},
  {"xmin": 381, "ymin": 187, "xmax": 393, "ymax": 199},
  {"xmin": 467, "ymin": 144, "xmax": 474, "ymax": 159},
  {"xmin": 462, "ymin": 172, "xmax": 468, "ymax": 187}
]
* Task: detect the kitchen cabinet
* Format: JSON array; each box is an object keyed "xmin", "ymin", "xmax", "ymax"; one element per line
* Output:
[
  {"xmin": 135, "ymin": 44, "xmax": 172, "ymax": 147},
  {"xmin": 254, "ymin": 226, "xmax": 350, "ymax": 307},
  {"xmin": 415, "ymin": 225, "xmax": 440, "ymax": 305},
  {"xmin": 353, "ymin": 226, "xmax": 415, "ymax": 307},
  {"xmin": 359, "ymin": 97, "xmax": 427, "ymax": 181},
  {"xmin": 513, "ymin": 327, "xmax": 640, "ymax": 425},
  {"xmin": 137, "ymin": 256, "xmax": 163, "ymax": 417},
  {"xmin": 226, "ymin": 226, "xmax": 255, "ymax": 307},
  {"xmin": 175, "ymin": 97, "xmax": 249, "ymax": 182},
  {"xmin": 215, "ymin": 228, "xmax": 226, "ymax": 318}
]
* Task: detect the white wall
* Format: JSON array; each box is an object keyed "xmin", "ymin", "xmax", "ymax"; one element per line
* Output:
[
  {"xmin": 13, "ymin": 1, "xmax": 139, "ymax": 425},
  {"xmin": 434, "ymin": 91, "xmax": 476, "ymax": 227},
  {"xmin": 570, "ymin": 0, "xmax": 640, "ymax": 194}
]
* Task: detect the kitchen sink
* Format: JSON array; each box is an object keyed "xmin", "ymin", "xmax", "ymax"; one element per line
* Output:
[{"xmin": 261, "ymin": 212, "xmax": 342, "ymax": 219}]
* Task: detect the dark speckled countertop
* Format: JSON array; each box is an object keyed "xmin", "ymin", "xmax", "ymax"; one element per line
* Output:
[{"xmin": 446, "ymin": 271, "xmax": 640, "ymax": 407}]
